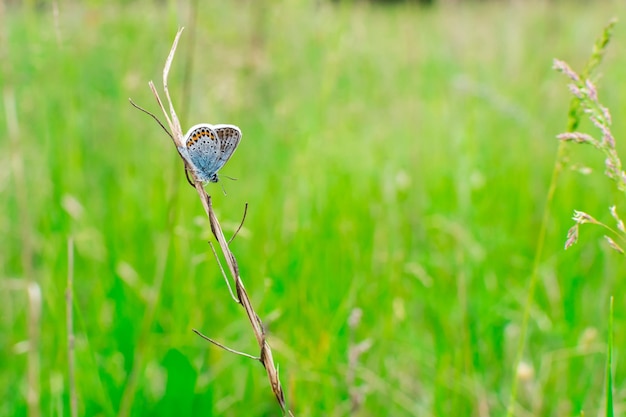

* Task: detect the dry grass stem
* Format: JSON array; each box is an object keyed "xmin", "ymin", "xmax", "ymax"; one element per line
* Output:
[
  {"xmin": 128, "ymin": 98, "xmax": 173, "ymax": 140},
  {"xmin": 192, "ymin": 329, "xmax": 260, "ymax": 360},
  {"xmin": 160, "ymin": 29, "xmax": 184, "ymax": 143},
  {"xmin": 207, "ymin": 241, "xmax": 237, "ymax": 302},
  {"xmin": 133, "ymin": 28, "xmax": 293, "ymax": 415},
  {"xmin": 228, "ymin": 202, "xmax": 248, "ymax": 245}
]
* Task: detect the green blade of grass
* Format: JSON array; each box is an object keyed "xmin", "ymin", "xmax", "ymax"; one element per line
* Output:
[{"xmin": 605, "ymin": 296, "xmax": 614, "ymax": 417}]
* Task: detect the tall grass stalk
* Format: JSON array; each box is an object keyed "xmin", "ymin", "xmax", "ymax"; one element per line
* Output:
[
  {"xmin": 135, "ymin": 28, "xmax": 293, "ymax": 415},
  {"xmin": 506, "ymin": 19, "xmax": 617, "ymax": 416},
  {"xmin": 66, "ymin": 238, "xmax": 77, "ymax": 417},
  {"xmin": 605, "ymin": 297, "xmax": 614, "ymax": 417},
  {"xmin": 5, "ymin": 73, "xmax": 40, "ymax": 417}
]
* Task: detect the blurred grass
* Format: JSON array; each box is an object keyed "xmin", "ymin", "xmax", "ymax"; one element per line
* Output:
[{"xmin": 1, "ymin": 0, "xmax": 626, "ymax": 416}]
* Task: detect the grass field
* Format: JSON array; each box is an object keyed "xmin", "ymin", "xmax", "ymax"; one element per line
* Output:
[{"xmin": 2, "ymin": 1, "xmax": 626, "ymax": 416}]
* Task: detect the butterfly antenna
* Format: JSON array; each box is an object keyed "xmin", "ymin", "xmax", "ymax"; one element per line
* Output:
[
  {"xmin": 221, "ymin": 182, "xmax": 227, "ymax": 196},
  {"xmin": 223, "ymin": 175, "xmax": 238, "ymax": 181}
]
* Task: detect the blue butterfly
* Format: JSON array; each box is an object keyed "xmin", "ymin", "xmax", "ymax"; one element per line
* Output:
[{"xmin": 178, "ymin": 123, "xmax": 242, "ymax": 183}]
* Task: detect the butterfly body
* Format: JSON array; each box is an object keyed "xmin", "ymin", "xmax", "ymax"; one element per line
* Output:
[{"xmin": 178, "ymin": 123, "xmax": 242, "ymax": 183}]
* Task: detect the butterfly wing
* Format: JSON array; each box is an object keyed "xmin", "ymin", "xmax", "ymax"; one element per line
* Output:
[
  {"xmin": 183, "ymin": 124, "xmax": 223, "ymax": 182},
  {"xmin": 214, "ymin": 124, "xmax": 242, "ymax": 167}
]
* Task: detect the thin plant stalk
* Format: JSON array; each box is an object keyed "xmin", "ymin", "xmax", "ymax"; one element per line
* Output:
[
  {"xmin": 506, "ymin": 20, "xmax": 616, "ymax": 416},
  {"xmin": 1, "ymin": 279, "xmax": 42, "ymax": 417},
  {"xmin": 136, "ymin": 28, "xmax": 293, "ymax": 415},
  {"xmin": 66, "ymin": 238, "xmax": 77, "ymax": 417},
  {"xmin": 5, "ymin": 84, "xmax": 40, "ymax": 417},
  {"xmin": 605, "ymin": 296, "xmax": 614, "ymax": 417}
]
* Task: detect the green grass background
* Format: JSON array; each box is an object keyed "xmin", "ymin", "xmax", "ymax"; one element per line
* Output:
[{"xmin": 2, "ymin": 0, "xmax": 626, "ymax": 416}]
